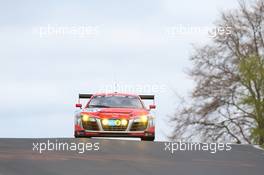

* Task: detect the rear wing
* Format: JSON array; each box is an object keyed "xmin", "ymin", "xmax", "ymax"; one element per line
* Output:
[
  {"xmin": 139, "ymin": 95, "xmax": 156, "ymax": 108},
  {"xmin": 79, "ymin": 94, "xmax": 154, "ymax": 100},
  {"xmin": 77, "ymin": 93, "xmax": 155, "ymax": 108},
  {"xmin": 79, "ymin": 94, "xmax": 93, "ymax": 99},
  {"xmin": 77, "ymin": 93, "xmax": 93, "ymax": 104},
  {"xmin": 139, "ymin": 95, "xmax": 155, "ymax": 100}
]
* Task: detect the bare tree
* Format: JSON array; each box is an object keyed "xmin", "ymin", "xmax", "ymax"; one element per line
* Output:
[{"xmin": 170, "ymin": 0, "xmax": 264, "ymax": 145}]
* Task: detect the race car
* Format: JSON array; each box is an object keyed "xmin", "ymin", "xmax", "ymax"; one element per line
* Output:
[{"xmin": 74, "ymin": 92, "xmax": 156, "ymax": 141}]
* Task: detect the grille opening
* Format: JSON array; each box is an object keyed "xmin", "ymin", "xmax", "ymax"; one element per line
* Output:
[
  {"xmin": 101, "ymin": 119, "xmax": 128, "ymax": 131},
  {"xmin": 82, "ymin": 121, "xmax": 99, "ymax": 131},
  {"xmin": 102, "ymin": 125, "xmax": 127, "ymax": 131},
  {"xmin": 130, "ymin": 121, "xmax": 148, "ymax": 131}
]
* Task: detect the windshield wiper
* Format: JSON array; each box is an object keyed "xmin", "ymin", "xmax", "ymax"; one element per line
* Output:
[{"xmin": 89, "ymin": 105, "xmax": 111, "ymax": 108}]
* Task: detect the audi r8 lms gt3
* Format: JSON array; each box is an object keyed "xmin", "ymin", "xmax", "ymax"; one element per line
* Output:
[{"xmin": 74, "ymin": 92, "xmax": 156, "ymax": 141}]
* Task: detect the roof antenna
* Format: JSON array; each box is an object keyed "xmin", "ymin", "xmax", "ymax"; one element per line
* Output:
[
  {"xmin": 113, "ymin": 72, "xmax": 118, "ymax": 93},
  {"xmin": 114, "ymin": 81, "xmax": 118, "ymax": 93}
]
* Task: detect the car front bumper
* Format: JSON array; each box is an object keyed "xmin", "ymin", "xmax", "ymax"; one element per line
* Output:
[
  {"xmin": 75, "ymin": 118, "xmax": 155, "ymax": 138},
  {"xmin": 75, "ymin": 130, "xmax": 154, "ymax": 137}
]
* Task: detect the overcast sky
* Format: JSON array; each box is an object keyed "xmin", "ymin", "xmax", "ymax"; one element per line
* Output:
[{"xmin": 0, "ymin": 0, "xmax": 239, "ymax": 140}]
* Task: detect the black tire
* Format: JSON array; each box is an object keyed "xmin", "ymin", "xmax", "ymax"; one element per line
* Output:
[
  {"xmin": 141, "ymin": 137, "xmax": 155, "ymax": 141},
  {"xmin": 74, "ymin": 134, "xmax": 81, "ymax": 138},
  {"xmin": 74, "ymin": 131, "xmax": 79, "ymax": 138},
  {"xmin": 74, "ymin": 135, "xmax": 91, "ymax": 138},
  {"xmin": 74, "ymin": 132, "xmax": 91, "ymax": 138}
]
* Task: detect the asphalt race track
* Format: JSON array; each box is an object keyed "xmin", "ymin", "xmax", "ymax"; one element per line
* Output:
[{"xmin": 0, "ymin": 138, "xmax": 263, "ymax": 175}]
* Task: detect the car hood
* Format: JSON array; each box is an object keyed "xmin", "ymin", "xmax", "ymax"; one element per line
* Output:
[{"xmin": 81, "ymin": 108, "xmax": 149, "ymax": 119}]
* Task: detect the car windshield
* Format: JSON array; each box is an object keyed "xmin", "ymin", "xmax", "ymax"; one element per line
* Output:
[{"xmin": 88, "ymin": 95, "xmax": 144, "ymax": 108}]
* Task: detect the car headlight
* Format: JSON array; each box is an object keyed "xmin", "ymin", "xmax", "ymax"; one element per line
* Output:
[
  {"xmin": 81, "ymin": 114, "xmax": 96, "ymax": 122},
  {"xmin": 134, "ymin": 115, "xmax": 149, "ymax": 123},
  {"xmin": 140, "ymin": 115, "xmax": 148, "ymax": 123},
  {"xmin": 82, "ymin": 114, "xmax": 89, "ymax": 122}
]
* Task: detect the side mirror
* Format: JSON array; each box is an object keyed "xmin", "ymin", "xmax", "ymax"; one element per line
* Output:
[
  {"xmin": 75, "ymin": 103, "xmax": 82, "ymax": 108},
  {"xmin": 149, "ymin": 104, "xmax": 156, "ymax": 109}
]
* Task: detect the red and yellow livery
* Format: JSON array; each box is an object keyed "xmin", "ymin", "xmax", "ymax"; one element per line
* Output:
[{"xmin": 74, "ymin": 92, "xmax": 155, "ymax": 141}]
